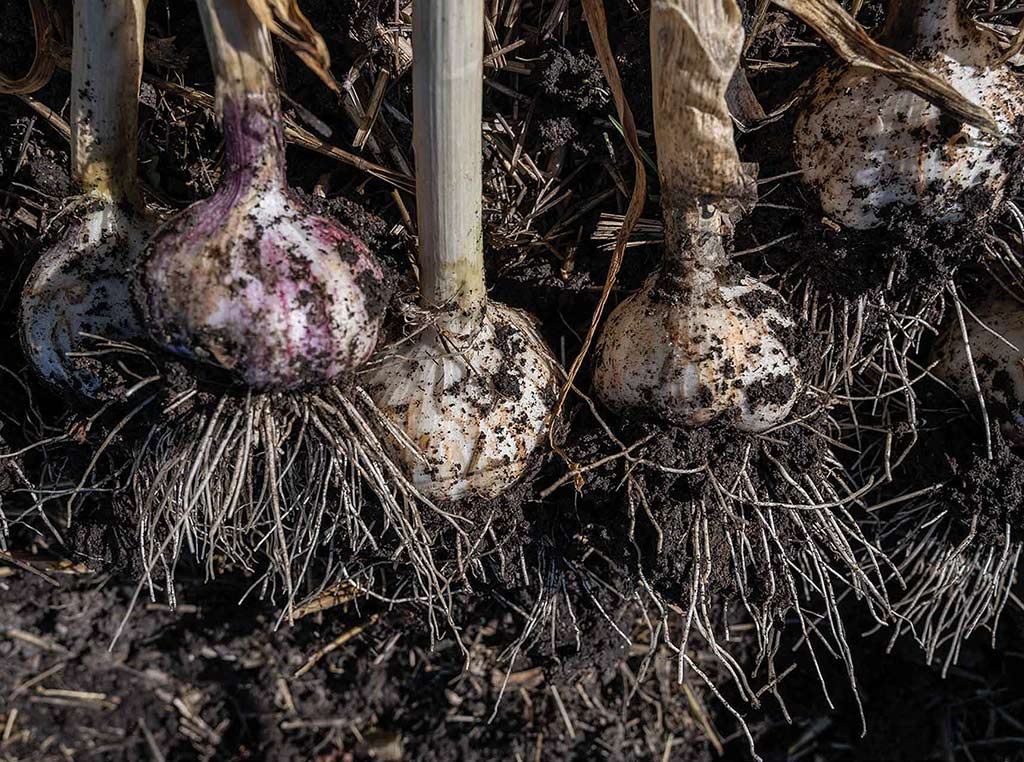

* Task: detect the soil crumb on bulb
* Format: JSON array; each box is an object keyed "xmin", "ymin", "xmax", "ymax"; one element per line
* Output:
[{"xmin": 794, "ymin": 0, "xmax": 1024, "ymax": 230}]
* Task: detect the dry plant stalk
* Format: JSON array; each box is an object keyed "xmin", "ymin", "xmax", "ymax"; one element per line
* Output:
[
  {"xmin": 0, "ymin": 0, "xmax": 55, "ymax": 95},
  {"xmin": 651, "ymin": 0, "xmax": 757, "ymax": 259},
  {"xmin": 246, "ymin": 0, "xmax": 339, "ymax": 92},
  {"xmin": 773, "ymin": 0, "xmax": 1001, "ymax": 134},
  {"xmin": 413, "ymin": 0, "xmax": 486, "ymax": 312},
  {"xmin": 72, "ymin": 0, "xmax": 147, "ymax": 205},
  {"xmin": 652, "ymin": 0, "xmax": 751, "ymax": 211}
]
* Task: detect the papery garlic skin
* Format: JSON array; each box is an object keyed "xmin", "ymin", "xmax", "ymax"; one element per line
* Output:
[
  {"xmin": 933, "ymin": 294, "xmax": 1024, "ymax": 443},
  {"xmin": 794, "ymin": 21, "xmax": 1023, "ymax": 230},
  {"xmin": 21, "ymin": 204, "xmax": 152, "ymax": 399},
  {"xmin": 594, "ymin": 273, "xmax": 800, "ymax": 433},
  {"xmin": 364, "ymin": 302, "xmax": 559, "ymax": 502},
  {"xmin": 138, "ymin": 96, "xmax": 388, "ymax": 390}
]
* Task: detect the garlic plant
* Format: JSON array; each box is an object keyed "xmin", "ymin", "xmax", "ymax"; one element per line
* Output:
[
  {"xmin": 794, "ymin": 0, "xmax": 1024, "ymax": 230},
  {"xmin": 593, "ymin": 0, "xmax": 800, "ymax": 433},
  {"xmin": 364, "ymin": 0, "xmax": 559, "ymax": 502},
  {"xmin": 137, "ymin": 0, "xmax": 388, "ymax": 390},
  {"xmin": 20, "ymin": 0, "xmax": 151, "ymax": 401},
  {"xmin": 933, "ymin": 292, "xmax": 1024, "ymax": 445}
]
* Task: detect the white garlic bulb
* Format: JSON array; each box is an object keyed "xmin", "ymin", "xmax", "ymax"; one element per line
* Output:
[
  {"xmin": 794, "ymin": 0, "xmax": 1024, "ymax": 230},
  {"xmin": 594, "ymin": 272, "xmax": 800, "ymax": 433},
  {"xmin": 932, "ymin": 293, "xmax": 1024, "ymax": 442},
  {"xmin": 21, "ymin": 200, "xmax": 153, "ymax": 401},
  {"xmin": 20, "ymin": 0, "xmax": 150, "ymax": 400},
  {"xmin": 364, "ymin": 302, "xmax": 560, "ymax": 502}
]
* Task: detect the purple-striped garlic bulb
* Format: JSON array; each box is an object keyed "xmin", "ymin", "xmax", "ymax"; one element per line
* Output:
[
  {"xmin": 794, "ymin": 0, "xmax": 1024, "ymax": 230},
  {"xmin": 136, "ymin": 0, "xmax": 388, "ymax": 390},
  {"xmin": 20, "ymin": 0, "xmax": 152, "ymax": 400}
]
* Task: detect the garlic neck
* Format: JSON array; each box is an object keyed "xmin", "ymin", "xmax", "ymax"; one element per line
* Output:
[
  {"xmin": 71, "ymin": 0, "xmax": 145, "ymax": 207},
  {"xmin": 661, "ymin": 201, "xmax": 731, "ymax": 287},
  {"xmin": 198, "ymin": 0, "xmax": 286, "ymax": 186},
  {"xmin": 220, "ymin": 93, "xmax": 287, "ymax": 190},
  {"xmin": 427, "ymin": 300, "xmax": 488, "ymax": 345},
  {"xmin": 413, "ymin": 0, "xmax": 487, "ymax": 324}
]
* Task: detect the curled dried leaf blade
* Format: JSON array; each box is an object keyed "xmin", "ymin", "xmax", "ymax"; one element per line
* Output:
[
  {"xmin": 0, "ymin": 0, "xmax": 56, "ymax": 95},
  {"xmin": 246, "ymin": 0, "xmax": 339, "ymax": 92},
  {"xmin": 997, "ymin": 16, "xmax": 1024, "ymax": 65},
  {"xmin": 773, "ymin": 0, "xmax": 1002, "ymax": 134}
]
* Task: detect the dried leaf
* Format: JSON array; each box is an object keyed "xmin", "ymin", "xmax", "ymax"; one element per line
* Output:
[
  {"xmin": 549, "ymin": 0, "xmax": 648, "ymax": 468},
  {"xmin": 0, "ymin": 0, "xmax": 56, "ymax": 95},
  {"xmin": 727, "ymin": 69, "xmax": 768, "ymax": 130},
  {"xmin": 246, "ymin": 0, "xmax": 340, "ymax": 92},
  {"xmin": 997, "ymin": 16, "xmax": 1024, "ymax": 65},
  {"xmin": 773, "ymin": 0, "xmax": 1002, "ymax": 135},
  {"xmin": 652, "ymin": 0, "xmax": 752, "ymax": 205}
]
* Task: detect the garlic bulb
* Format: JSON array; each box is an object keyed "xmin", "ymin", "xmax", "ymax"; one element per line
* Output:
[
  {"xmin": 595, "ymin": 270, "xmax": 799, "ymax": 433},
  {"xmin": 364, "ymin": 0, "xmax": 558, "ymax": 502},
  {"xmin": 20, "ymin": 0, "xmax": 149, "ymax": 400},
  {"xmin": 591, "ymin": 1, "xmax": 801, "ymax": 434},
  {"xmin": 365, "ymin": 304, "xmax": 559, "ymax": 501},
  {"xmin": 794, "ymin": 0, "xmax": 1024, "ymax": 230},
  {"xmin": 22, "ymin": 205, "xmax": 152, "ymax": 399},
  {"xmin": 137, "ymin": 1, "xmax": 388, "ymax": 390},
  {"xmin": 932, "ymin": 293, "xmax": 1024, "ymax": 443}
]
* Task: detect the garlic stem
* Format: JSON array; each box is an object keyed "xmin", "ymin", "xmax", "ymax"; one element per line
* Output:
[
  {"xmin": 413, "ymin": 0, "xmax": 486, "ymax": 320},
  {"xmin": 363, "ymin": 0, "xmax": 559, "ymax": 500},
  {"xmin": 650, "ymin": 0, "xmax": 749, "ymax": 272},
  {"xmin": 197, "ymin": 0, "xmax": 285, "ymax": 182},
  {"xmin": 71, "ymin": 0, "xmax": 146, "ymax": 205}
]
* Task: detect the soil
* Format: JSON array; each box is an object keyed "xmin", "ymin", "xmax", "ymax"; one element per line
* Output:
[
  {"xmin": 3, "ymin": 0, "xmax": 1024, "ymax": 761},
  {"xmin": 0, "ymin": 0, "xmax": 38, "ymax": 84}
]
